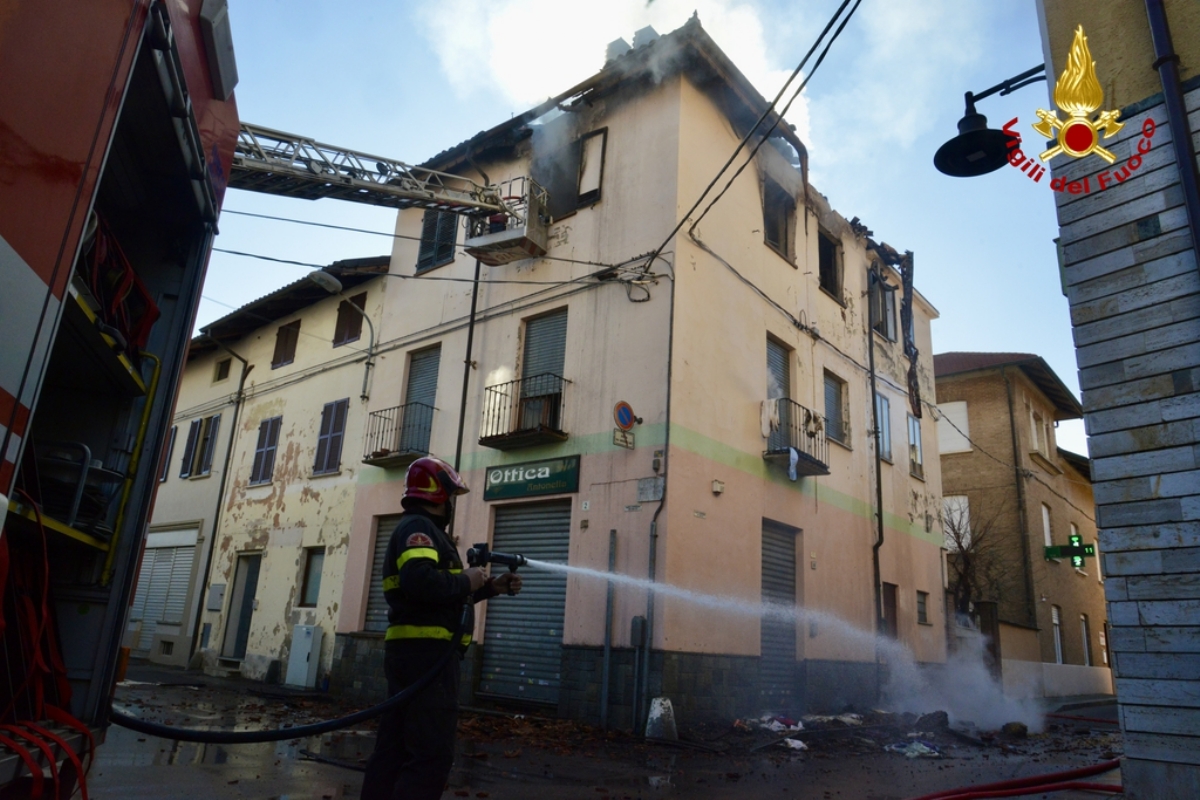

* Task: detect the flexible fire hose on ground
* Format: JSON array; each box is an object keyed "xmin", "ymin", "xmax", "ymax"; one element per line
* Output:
[
  {"xmin": 109, "ymin": 606, "xmax": 467, "ymax": 745},
  {"xmin": 905, "ymin": 758, "xmax": 1122, "ymax": 800}
]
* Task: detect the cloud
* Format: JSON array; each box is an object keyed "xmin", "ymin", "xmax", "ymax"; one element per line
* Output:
[{"xmin": 414, "ymin": 0, "xmax": 809, "ymax": 142}]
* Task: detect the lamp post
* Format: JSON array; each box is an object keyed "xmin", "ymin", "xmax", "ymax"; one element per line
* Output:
[
  {"xmin": 933, "ymin": 65, "xmax": 1046, "ymax": 177},
  {"xmin": 307, "ymin": 270, "xmax": 375, "ymax": 401}
]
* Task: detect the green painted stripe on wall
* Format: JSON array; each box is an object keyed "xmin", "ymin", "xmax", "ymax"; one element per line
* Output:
[{"xmin": 356, "ymin": 421, "xmax": 939, "ymax": 546}]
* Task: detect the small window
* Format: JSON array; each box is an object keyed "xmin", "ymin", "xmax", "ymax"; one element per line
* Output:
[
  {"xmin": 300, "ymin": 547, "xmax": 325, "ymax": 607},
  {"xmin": 313, "ymin": 399, "xmax": 349, "ymax": 475},
  {"xmin": 158, "ymin": 425, "xmax": 177, "ymax": 483},
  {"xmin": 213, "ymin": 357, "xmax": 231, "ymax": 383},
  {"xmin": 273, "ymin": 320, "xmax": 301, "ymax": 368},
  {"xmin": 824, "ymin": 372, "xmax": 847, "ymax": 445},
  {"xmin": 179, "ymin": 414, "xmax": 221, "ymax": 478},
  {"xmin": 250, "ymin": 416, "xmax": 282, "ymax": 485},
  {"xmin": 577, "ymin": 129, "xmax": 607, "ymax": 206},
  {"xmin": 333, "ymin": 292, "xmax": 367, "ymax": 346},
  {"xmin": 1042, "ymin": 503, "xmax": 1053, "ymax": 548},
  {"xmin": 937, "ymin": 401, "xmax": 972, "ymax": 454},
  {"xmin": 870, "ymin": 275, "xmax": 897, "ymax": 341},
  {"xmin": 1031, "ymin": 411, "xmax": 1046, "ymax": 455},
  {"xmin": 875, "ymin": 393, "xmax": 891, "ymax": 461},
  {"xmin": 762, "ymin": 177, "xmax": 795, "ymax": 261},
  {"xmin": 818, "ymin": 229, "xmax": 841, "ymax": 300},
  {"xmin": 1051, "ymin": 605, "xmax": 1063, "ymax": 664},
  {"xmin": 416, "ymin": 210, "xmax": 457, "ymax": 271},
  {"xmin": 907, "ymin": 414, "xmax": 923, "ymax": 479},
  {"xmin": 917, "ymin": 591, "xmax": 929, "ymax": 625}
]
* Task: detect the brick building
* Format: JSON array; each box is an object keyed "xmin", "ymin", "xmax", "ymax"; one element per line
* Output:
[{"xmin": 935, "ymin": 352, "xmax": 1110, "ymax": 697}]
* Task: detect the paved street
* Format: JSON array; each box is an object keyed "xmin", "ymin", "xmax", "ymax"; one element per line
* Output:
[{"xmin": 91, "ymin": 663, "xmax": 1125, "ymax": 799}]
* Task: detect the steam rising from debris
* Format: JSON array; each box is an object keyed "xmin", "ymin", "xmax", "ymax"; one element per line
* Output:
[{"xmin": 529, "ymin": 559, "xmax": 1044, "ymax": 731}]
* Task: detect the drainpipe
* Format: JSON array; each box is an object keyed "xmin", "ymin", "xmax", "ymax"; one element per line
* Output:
[
  {"xmin": 1001, "ymin": 366, "xmax": 1037, "ymax": 628},
  {"xmin": 453, "ymin": 258, "xmax": 483, "ymax": 473},
  {"xmin": 639, "ymin": 267, "xmax": 675, "ymax": 735},
  {"xmin": 601, "ymin": 529, "xmax": 616, "ymax": 730},
  {"xmin": 1144, "ymin": 0, "xmax": 1200, "ymax": 271},
  {"xmin": 867, "ymin": 265, "xmax": 886, "ymax": 655},
  {"xmin": 189, "ymin": 340, "xmax": 252, "ymax": 661}
]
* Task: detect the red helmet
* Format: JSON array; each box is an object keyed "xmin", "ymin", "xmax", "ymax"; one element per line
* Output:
[{"xmin": 402, "ymin": 456, "xmax": 470, "ymax": 507}]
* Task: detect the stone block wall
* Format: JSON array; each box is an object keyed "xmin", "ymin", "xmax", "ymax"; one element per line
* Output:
[{"xmin": 1054, "ymin": 77, "xmax": 1200, "ymax": 796}]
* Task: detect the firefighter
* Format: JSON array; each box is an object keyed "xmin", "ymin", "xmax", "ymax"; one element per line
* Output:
[{"xmin": 360, "ymin": 456, "xmax": 522, "ymax": 800}]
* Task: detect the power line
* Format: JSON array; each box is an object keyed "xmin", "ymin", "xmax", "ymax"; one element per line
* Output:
[
  {"xmin": 689, "ymin": 0, "xmax": 863, "ymax": 232},
  {"xmin": 219, "ymin": 208, "xmax": 619, "ymax": 270},
  {"xmin": 639, "ymin": 0, "xmax": 857, "ymax": 271}
]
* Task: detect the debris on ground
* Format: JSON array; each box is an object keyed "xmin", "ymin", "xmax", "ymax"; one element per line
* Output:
[
  {"xmin": 915, "ymin": 710, "xmax": 949, "ymax": 731},
  {"xmin": 885, "ymin": 740, "xmax": 941, "ymax": 758},
  {"xmin": 1001, "ymin": 721, "xmax": 1029, "ymax": 738}
]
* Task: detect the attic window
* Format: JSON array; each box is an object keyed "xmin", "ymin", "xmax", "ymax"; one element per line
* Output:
[
  {"xmin": 818, "ymin": 229, "xmax": 842, "ymax": 301},
  {"xmin": 417, "ymin": 210, "xmax": 457, "ymax": 272},
  {"xmin": 762, "ymin": 177, "xmax": 794, "ymax": 261},
  {"xmin": 333, "ymin": 292, "xmax": 367, "ymax": 346}
]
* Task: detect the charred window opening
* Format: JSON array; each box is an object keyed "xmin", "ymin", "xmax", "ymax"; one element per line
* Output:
[
  {"xmin": 417, "ymin": 209, "xmax": 457, "ymax": 272},
  {"xmin": 824, "ymin": 371, "xmax": 847, "ymax": 445},
  {"xmin": 762, "ymin": 177, "xmax": 794, "ymax": 260},
  {"xmin": 532, "ymin": 118, "xmax": 607, "ymax": 220},
  {"xmin": 818, "ymin": 229, "xmax": 842, "ymax": 300},
  {"xmin": 870, "ymin": 278, "xmax": 897, "ymax": 341}
]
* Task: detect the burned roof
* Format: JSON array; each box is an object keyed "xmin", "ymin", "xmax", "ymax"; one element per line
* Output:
[
  {"xmin": 933, "ymin": 351, "xmax": 1082, "ymax": 420},
  {"xmin": 189, "ymin": 256, "xmax": 390, "ymax": 357},
  {"xmin": 420, "ymin": 15, "xmax": 807, "ymax": 178}
]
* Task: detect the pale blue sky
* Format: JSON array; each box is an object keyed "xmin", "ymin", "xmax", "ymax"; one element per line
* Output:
[{"xmin": 202, "ymin": 0, "xmax": 1087, "ymax": 453}]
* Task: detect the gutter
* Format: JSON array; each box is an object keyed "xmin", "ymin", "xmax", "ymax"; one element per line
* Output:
[
  {"xmin": 1001, "ymin": 366, "xmax": 1038, "ymax": 628},
  {"xmin": 1144, "ymin": 0, "xmax": 1200, "ymax": 274},
  {"xmin": 188, "ymin": 339, "xmax": 252, "ymax": 661}
]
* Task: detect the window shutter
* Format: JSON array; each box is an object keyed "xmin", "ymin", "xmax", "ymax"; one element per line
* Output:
[
  {"xmin": 327, "ymin": 399, "xmax": 348, "ymax": 471},
  {"xmin": 766, "ymin": 339, "xmax": 790, "ymax": 400},
  {"xmin": 200, "ymin": 414, "xmax": 221, "ymax": 474},
  {"xmin": 179, "ymin": 419, "xmax": 201, "ymax": 478},
  {"xmin": 250, "ymin": 421, "xmax": 270, "ymax": 483},
  {"xmin": 314, "ymin": 403, "xmax": 334, "ymax": 473},
  {"xmin": 824, "ymin": 375, "xmax": 843, "ymax": 440},
  {"xmin": 434, "ymin": 212, "xmax": 456, "ymax": 265},
  {"xmin": 159, "ymin": 425, "xmax": 177, "ymax": 482},
  {"xmin": 522, "ymin": 310, "xmax": 568, "ymax": 380},
  {"xmin": 417, "ymin": 210, "xmax": 440, "ymax": 270}
]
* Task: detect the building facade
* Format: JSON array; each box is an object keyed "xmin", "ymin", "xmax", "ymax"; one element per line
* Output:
[
  {"xmin": 934, "ymin": 352, "xmax": 1110, "ymax": 697},
  {"xmin": 1035, "ymin": 2, "xmax": 1200, "ymax": 795},
  {"xmin": 331, "ymin": 19, "xmax": 946, "ymax": 728},
  {"xmin": 140, "ymin": 259, "xmax": 387, "ymax": 682}
]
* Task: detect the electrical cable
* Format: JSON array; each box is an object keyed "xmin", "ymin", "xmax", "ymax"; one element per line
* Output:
[
  {"xmin": 639, "ymin": 0, "xmax": 857, "ymax": 272},
  {"xmin": 219, "ymin": 209, "xmax": 620, "ymax": 270},
  {"xmin": 109, "ymin": 606, "xmax": 468, "ymax": 744},
  {"xmin": 689, "ymin": 0, "xmax": 864, "ymax": 233}
]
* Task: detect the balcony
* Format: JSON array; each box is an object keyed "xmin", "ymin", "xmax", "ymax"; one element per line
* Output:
[
  {"xmin": 362, "ymin": 402, "xmax": 434, "ymax": 469},
  {"xmin": 763, "ymin": 398, "xmax": 830, "ymax": 477},
  {"xmin": 479, "ymin": 373, "xmax": 570, "ymax": 450}
]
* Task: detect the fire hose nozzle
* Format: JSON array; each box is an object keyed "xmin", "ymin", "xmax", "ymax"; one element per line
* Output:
[{"xmin": 466, "ymin": 542, "xmax": 528, "ymax": 573}]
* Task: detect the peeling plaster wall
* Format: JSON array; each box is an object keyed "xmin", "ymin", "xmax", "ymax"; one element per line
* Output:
[{"xmin": 194, "ymin": 280, "xmax": 384, "ymax": 681}]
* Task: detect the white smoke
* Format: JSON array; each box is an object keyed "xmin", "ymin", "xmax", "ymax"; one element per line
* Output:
[{"xmin": 414, "ymin": 0, "xmax": 810, "ymax": 144}]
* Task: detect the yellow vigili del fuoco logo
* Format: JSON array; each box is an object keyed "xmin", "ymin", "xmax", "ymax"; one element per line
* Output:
[{"xmin": 1032, "ymin": 25, "xmax": 1122, "ymax": 163}]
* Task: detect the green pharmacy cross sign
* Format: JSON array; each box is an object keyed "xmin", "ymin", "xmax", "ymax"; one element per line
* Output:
[{"xmin": 1044, "ymin": 533, "xmax": 1095, "ymax": 568}]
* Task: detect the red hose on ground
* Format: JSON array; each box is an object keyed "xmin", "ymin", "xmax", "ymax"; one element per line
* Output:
[
  {"xmin": 905, "ymin": 758, "xmax": 1121, "ymax": 800},
  {"xmin": 933, "ymin": 781, "xmax": 1122, "ymax": 799}
]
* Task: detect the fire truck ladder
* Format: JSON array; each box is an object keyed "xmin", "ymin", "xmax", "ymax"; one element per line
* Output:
[{"xmin": 230, "ymin": 123, "xmax": 521, "ymax": 221}]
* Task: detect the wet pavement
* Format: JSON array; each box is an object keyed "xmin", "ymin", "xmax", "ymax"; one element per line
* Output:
[{"xmin": 90, "ymin": 663, "xmax": 1125, "ymax": 799}]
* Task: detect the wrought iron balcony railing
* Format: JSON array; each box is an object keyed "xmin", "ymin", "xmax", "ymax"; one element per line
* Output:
[
  {"xmin": 479, "ymin": 372, "xmax": 570, "ymax": 450},
  {"xmin": 763, "ymin": 397, "xmax": 830, "ymax": 477},
  {"xmin": 362, "ymin": 401, "xmax": 434, "ymax": 468}
]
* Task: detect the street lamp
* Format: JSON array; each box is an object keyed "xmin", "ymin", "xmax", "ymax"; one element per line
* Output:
[
  {"xmin": 934, "ymin": 64, "xmax": 1046, "ymax": 177},
  {"xmin": 307, "ymin": 270, "xmax": 375, "ymax": 401}
]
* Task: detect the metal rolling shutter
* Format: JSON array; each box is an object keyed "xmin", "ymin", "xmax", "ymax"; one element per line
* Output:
[
  {"xmin": 479, "ymin": 501, "xmax": 571, "ymax": 704},
  {"xmin": 406, "ymin": 346, "xmax": 440, "ymax": 406},
  {"xmin": 365, "ymin": 515, "xmax": 404, "ymax": 632},
  {"xmin": 133, "ymin": 546, "xmax": 194, "ymax": 653},
  {"xmin": 522, "ymin": 310, "xmax": 567, "ymax": 380},
  {"xmin": 161, "ymin": 546, "xmax": 195, "ymax": 624},
  {"xmin": 761, "ymin": 522, "xmax": 798, "ymax": 709}
]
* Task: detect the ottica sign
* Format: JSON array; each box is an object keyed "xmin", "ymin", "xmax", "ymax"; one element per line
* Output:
[{"xmin": 483, "ymin": 455, "xmax": 580, "ymax": 501}]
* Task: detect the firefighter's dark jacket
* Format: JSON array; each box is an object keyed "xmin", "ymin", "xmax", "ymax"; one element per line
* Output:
[{"xmin": 382, "ymin": 506, "xmax": 497, "ymax": 648}]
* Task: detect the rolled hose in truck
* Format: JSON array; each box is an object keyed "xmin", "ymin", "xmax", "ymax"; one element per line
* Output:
[{"xmin": 109, "ymin": 606, "xmax": 467, "ymax": 745}]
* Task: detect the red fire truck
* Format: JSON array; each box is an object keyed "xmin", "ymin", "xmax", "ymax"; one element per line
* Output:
[{"xmin": 0, "ymin": 0, "xmax": 238, "ymax": 790}]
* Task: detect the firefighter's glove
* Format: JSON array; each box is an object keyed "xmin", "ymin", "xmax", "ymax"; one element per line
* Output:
[{"xmin": 493, "ymin": 572, "xmax": 523, "ymax": 597}]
